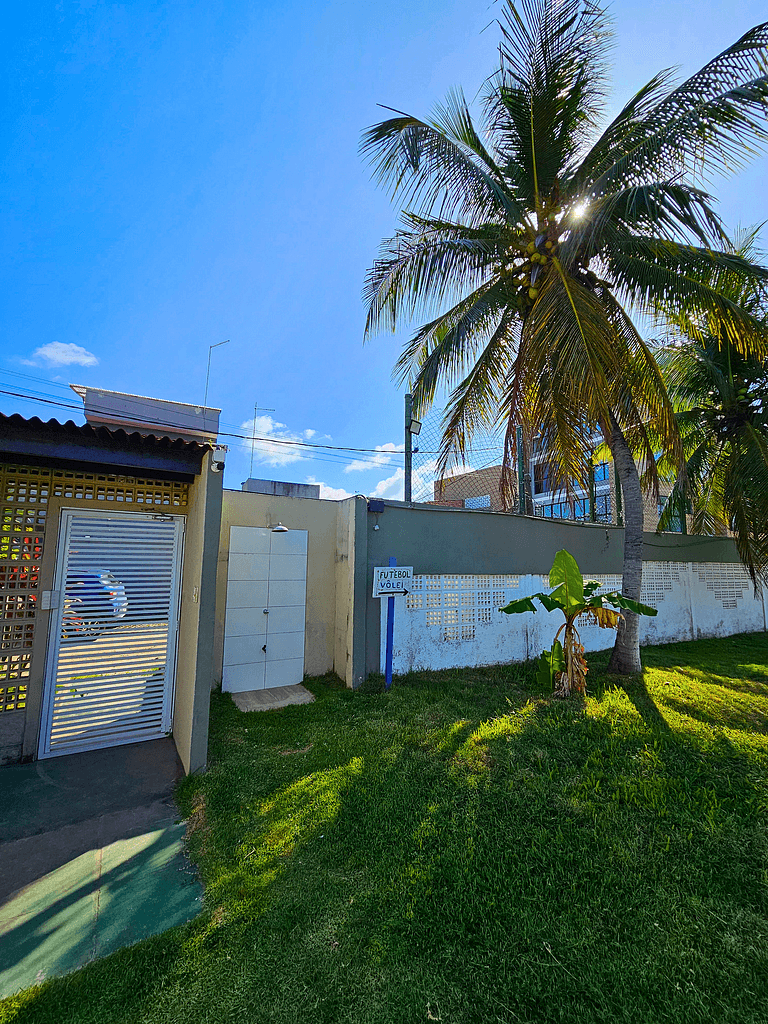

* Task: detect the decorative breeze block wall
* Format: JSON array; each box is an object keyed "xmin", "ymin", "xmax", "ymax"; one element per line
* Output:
[{"xmin": 383, "ymin": 562, "xmax": 765, "ymax": 675}]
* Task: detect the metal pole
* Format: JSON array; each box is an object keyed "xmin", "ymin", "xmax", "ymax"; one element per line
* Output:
[
  {"xmin": 679, "ymin": 495, "xmax": 688, "ymax": 535},
  {"xmin": 385, "ymin": 556, "xmax": 396, "ymax": 690},
  {"xmin": 588, "ymin": 461, "xmax": 596, "ymax": 523},
  {"xmin": 516, "ymin": 426, "xmax": 526, "ymax": 514},
  {"xmin": 203, "ymin": 339, "xmax": 230, "ymax": 408},
  {"xmin": 248, "ymin": 401, "xmax": 275, "ymax": 480},
  {"xmin": 404, "ymin": 393, "xmax": 413, "ymax": 504}
]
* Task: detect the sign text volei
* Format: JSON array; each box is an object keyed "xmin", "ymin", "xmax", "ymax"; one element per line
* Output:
[{"xmin": 372, "ymin": 565, "xmax": 414, "ymax": 597}]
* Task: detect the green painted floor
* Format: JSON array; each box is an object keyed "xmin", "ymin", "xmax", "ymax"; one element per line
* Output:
[
  {"xmin": 0, "ymin": 740, "xmax": 202, "ymax": 1001},
  {"xmin": 0, "ymin": 817, "xmax": 202, "ymax": 999}
]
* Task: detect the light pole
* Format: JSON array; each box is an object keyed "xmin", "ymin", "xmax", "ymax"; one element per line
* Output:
[
  {"xmin": 404, "ymin": 393, "xmax": 421, "ymax": 504},
  {"xmin": 203, "ymin": 339, "xmax": 230, "ymax": 408}
]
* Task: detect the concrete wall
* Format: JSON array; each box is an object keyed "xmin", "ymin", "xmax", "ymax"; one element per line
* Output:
[
  {"xmin": 173, "ymin": 450, "xmax": 223, "ymax": 773},
  {"xmin": 241, "ymin": 478, "xmax": 320, "ymax": 499},
  {"xmin": 383, "ymin": 563, "xmax": 767, "ymax": 674},
  {"xmin": 333, "ymin": 497, "xmax": 368, "ymax": 687},
  {"xmin": 364, "ymin": 502, "xmax": 745, "ymax": 675},
  {"xmin": 216, "ymin": 491, "xmax": 366, "ymax": 687}
]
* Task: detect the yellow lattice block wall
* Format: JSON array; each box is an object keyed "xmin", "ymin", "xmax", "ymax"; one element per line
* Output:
[{"xmin": 0, "ymin": 462, "xmax": 190, "ymax": 713}]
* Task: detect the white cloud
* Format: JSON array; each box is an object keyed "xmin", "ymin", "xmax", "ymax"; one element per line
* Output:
[
  {"xmin": 24, "ymin": 342, "xmax": 98, "ymax": 367},
  {"xmin": 371, "ymin": 467, "xmax": 405, "ymax": 499},
  {"xmin": 344, "ymin": 441, "xmax": 404, "ymax": 474},
  {"xmin": 306, "ymin": 477, "xmax": 353, "ymax": 501},
  {"xmin": 241, "ymin": 415, "xmax": 321, "ymax": 467}
]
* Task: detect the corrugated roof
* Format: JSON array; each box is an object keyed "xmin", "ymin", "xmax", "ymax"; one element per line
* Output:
[{"xmin": 0, "ymin": 413, "xmax": 212, "ymax": 454}]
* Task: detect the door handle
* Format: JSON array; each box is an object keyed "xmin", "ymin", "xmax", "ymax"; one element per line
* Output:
[{"xmin": 262, "ymin": 644, "xmax": 267, "ymax": 653}]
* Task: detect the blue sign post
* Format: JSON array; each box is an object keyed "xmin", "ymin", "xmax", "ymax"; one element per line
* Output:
[
  {"xmin": 385, "ymin": 556, "xmax": 396, "ymax": 690},
  {"xmin": 373, "ymin": 559, "xmax": 413, "ymax": 691}
]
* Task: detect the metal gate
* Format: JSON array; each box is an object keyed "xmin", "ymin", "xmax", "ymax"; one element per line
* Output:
[{"xmin": 39, "ymin": 510, "xmax": 184, "ymax": 757}]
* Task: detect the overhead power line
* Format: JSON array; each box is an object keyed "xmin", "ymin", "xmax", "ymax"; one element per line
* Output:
[
  {"xmin": 0, "ymin": 372, "xmax": 505, "ymax": 460},
  {"xmin": 0, "ymin": 386, "xmax": 411, "ymax": 457}
]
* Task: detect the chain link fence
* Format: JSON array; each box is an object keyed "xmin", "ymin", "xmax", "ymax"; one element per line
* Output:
[
  {"xmin": 409, "ymin": 412, "xmax": 621, "ymax": 525},
  {"xmin": 410, "ymin": 415, "xmax": 515, "ymax": 511}
]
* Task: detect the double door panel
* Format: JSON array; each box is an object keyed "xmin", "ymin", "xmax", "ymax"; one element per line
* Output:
[{"xmin": 223, "ymin": 526, "xmax": 307, "ymax": 691}]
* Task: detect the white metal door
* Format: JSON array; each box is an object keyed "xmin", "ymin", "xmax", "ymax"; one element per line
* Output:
[
  {"xmin": 39, "ymin": 510, "xmax": 184, "ymax": 757},
  {"xmin": 223, "ymin": 526, "xmax": 307, "ymax": 692}
]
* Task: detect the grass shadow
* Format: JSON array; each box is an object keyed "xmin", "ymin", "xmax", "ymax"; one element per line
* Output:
[{"xmin": 6, "ymin": 650, "xmax": 768, "ymax": 1024}]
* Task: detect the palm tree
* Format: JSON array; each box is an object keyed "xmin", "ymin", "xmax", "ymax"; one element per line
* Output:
[
  {"xmin": 656, "ymin": 230, "xmax": 768, "ymax": 587},
  {"xmin": 362, "ymin": 0, "xmax": 768, "ymax": 674}
]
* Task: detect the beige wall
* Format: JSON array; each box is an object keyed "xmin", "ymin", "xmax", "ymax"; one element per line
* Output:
[
  {"xmin": 216, "ymin": 490, "xmax": 354, "ymax": 685},
  {"xmin": 334, "ymin": 498, "xmax": 357, "ymax": 684},
  {"xmin": 173, "ymin": 451, "xmax": 218, "ymax": 773},
  {"xmin": 434, "ymin": 465, "xmax": 513, "ymax": 511}
]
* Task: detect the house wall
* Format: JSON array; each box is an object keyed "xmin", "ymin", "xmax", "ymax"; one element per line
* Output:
[
  {"xmin": 173, "ymin": 450, "xmax": 223, "ymax": 773},
  {"xmin": 215, "ymin": 491, "xmax": 364, "ymax": 687},
  {"xmin": 334, "ymin": 496, "xmax": 368, "ymax": 688},
  {"xmin": 364, "ymin": 502, "xmax": 749, "ymax": 676},
  {"xmin": 435, "ymin": 465, "xmax": 510, "ymax": 511}
]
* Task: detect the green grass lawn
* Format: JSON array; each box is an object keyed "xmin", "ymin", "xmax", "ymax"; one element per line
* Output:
[{"xmin": 3, "ymin": 632, "xmax": 768, "ymax": 1024}]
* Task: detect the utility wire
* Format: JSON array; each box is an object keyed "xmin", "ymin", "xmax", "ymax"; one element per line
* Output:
[
  {"xmin": 0, "ymin": 373, "xmax": 505, "ymax": 458},
  {"xmin": 0, "ymin": 387, "xmax": 413, "ymax": 457}
]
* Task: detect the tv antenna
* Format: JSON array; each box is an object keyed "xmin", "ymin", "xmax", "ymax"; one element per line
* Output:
[{"xmin": 249, "ymin": 402, "xmax": 275, "ymax": 478}]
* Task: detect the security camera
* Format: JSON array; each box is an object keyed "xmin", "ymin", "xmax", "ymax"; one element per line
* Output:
[{"xmin": 210, "ymin": 443, "xmax": 228, "ymax": 473}]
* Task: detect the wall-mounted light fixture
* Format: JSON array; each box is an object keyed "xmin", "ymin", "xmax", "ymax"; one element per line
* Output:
[{"xmin": 272, "ymin": 522, "xmax": 289, "ymax": 533}]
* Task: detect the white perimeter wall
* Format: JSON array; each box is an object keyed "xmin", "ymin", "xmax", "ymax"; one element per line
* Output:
[{"xmin": 380, "ymin": 561, "xmax": 768, "ymax": 674}]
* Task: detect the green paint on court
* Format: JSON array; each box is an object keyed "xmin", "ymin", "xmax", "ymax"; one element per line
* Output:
[{"xmin": 0, "ymin": 819, "xmax": 202, "ymax": 999}]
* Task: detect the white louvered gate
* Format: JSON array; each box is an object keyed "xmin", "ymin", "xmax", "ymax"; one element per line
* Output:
[{"xmin": 39, "ymin": 510, "xmax": 184, "ymax": 757}]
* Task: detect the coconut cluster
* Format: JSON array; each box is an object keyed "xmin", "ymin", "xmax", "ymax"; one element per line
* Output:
[{"xmin": 499, "ymin": 232, "xmax": 559, "ymax": 312}]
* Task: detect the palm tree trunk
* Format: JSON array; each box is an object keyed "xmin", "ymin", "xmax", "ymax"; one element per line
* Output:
[{"xmin": 607, "ymin": 414, "xmax": 644, "ymax": 674}]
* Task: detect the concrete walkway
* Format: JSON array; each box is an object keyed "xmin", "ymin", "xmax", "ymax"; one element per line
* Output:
[
  {"xmin": 0, "ymin": 739, "xmax": 202, "ymax": 999},
  {"xmin": 230, "ymin": 683, "xmax": 315, "ymax": 712}
]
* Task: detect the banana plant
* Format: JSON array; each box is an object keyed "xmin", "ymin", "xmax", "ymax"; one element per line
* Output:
[{"xmin": 500, "ymin": 550, "xmax": 657, "ymax": 697}]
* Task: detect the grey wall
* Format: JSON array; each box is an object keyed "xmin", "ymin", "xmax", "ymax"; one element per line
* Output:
[{"xmin": 363, "ymin": 502, "xmax": 742, "ymax": 675}]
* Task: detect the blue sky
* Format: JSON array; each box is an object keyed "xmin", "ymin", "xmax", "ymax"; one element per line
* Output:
[{"xmin": 2, "ymin": 0, "xmax": 767, "ymax": 498}]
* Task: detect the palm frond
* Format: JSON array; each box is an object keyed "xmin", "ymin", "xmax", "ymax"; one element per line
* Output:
[
  {"xmin": 363, "ymin": 225, "xmax": 498, "ymax": 336},
  {"xmin": 484, "ymin": 0, "xmax": 613, "ymax": 205},
  {"xmin": 431, "ymin": 312, "xmax": 518, "ymax": 478},
  {"xmin": 584, "ymin": 22, "xmax": 768, "ymax": 193},
  {"xmin": 360, "ymin": 105, "xmax": 522, "ymax": 224},
  {"xmin": 403, "ymin": 279, "xmax": 513, "ymax": 412},
  {"xmin": 602, "ymin": 238, "xmax": 768, "ymax": 354}
]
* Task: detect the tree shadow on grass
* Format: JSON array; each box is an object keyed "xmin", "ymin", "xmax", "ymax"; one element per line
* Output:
[
  {"xmin": 7, "ymin": 672, "xmax": 768, "ymax": 1024},
  {"xmin": 640, "ymin": 632, "xmax": 768, "ymax": 687},
  {"xmin": 622, "ymin": 678, "xmax": 673, "ymax": 736},
  {"xmin": 661, "ymin": 693, "xmax": 768, "ymax": 734},
  {"xmin": 664, "ymin": 665, "xmax": 768, "ymax": 698}
]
